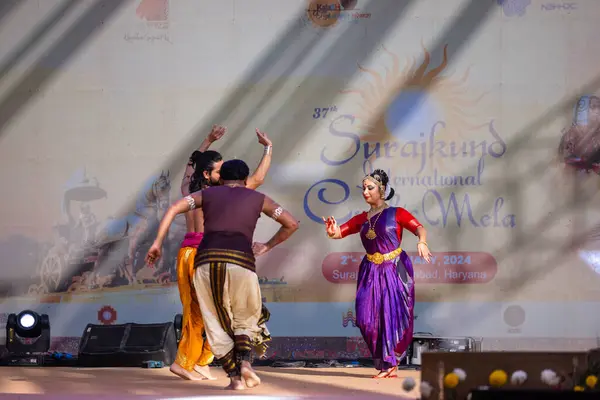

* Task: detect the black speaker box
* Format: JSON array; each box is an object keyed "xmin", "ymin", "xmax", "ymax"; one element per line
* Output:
[
  {"xmin": 404, "ymin": 334, "xmax": 481, "ymax": 366},
  {"xmin": 78, "ymin": 322, "xmax": 177, "ymax": 367}
]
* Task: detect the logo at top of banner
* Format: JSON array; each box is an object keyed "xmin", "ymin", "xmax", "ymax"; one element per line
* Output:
[
  {"xmin": 303, "ymin": 0, "xmax": 370, "ymax": 28},
  {"xmin": 136, "ymin": 0, "xmax": 169, "ymax": 25},
  {"xmin": 125, "ymin": 0, "xmax": 171, "ymax": 43}
]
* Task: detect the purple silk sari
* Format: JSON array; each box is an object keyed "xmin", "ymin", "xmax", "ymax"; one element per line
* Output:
[{"xmin": 355, "ymin": 207, "xmax": 415, "ymax": 370}]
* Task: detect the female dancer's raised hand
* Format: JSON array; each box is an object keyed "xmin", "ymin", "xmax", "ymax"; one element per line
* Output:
[{"xmin": 322, "ymin": 216, "xmax": 338, "ymax": 237}]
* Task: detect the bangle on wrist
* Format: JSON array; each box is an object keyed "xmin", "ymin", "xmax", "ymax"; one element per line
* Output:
[
  {"xmin": 417, "ymin": 241, "xmax": 428, "ymax": 247},
  {"xmin": 264, "ymin": 145, "xmax": 272, "ymax": 155}
]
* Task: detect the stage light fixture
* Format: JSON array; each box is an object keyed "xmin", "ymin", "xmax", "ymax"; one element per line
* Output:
[{"xmin": 5, "ymin": 309, "xmax": 51, "ymax": 356}]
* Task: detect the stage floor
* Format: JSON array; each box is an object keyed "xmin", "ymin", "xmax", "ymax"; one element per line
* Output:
[{"xmin": 0, "ymin": 366, "xmax": 419, "ymax": 399}]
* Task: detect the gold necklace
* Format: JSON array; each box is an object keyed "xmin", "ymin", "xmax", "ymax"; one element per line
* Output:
[{"xmin": 365, "ymin": 204, "xmax": 387, "ymax": 240}]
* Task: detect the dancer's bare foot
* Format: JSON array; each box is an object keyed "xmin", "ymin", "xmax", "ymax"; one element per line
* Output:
[
  {"xmin": 225, "ymin": 376, "xmax": 245, "ymax": 390},
  {"xmin": 169, "ymin": 363, "xmax": 206, "ymax": 381},
  {"xmin": 372, "ymin": 366, "xmax": 398, "ymax": 379},
  {"xmin": 193, "ymin": 364, "xmax": 217, "ymax": 380},
  {"xmin": 240, "ymin": 360, "xmax": 261, "ymax": 388}
]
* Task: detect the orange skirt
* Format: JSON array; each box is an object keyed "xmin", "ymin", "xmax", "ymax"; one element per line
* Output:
[{"xmin": 174, "ymin": 245, "xmax": 214, "ymax": 370}]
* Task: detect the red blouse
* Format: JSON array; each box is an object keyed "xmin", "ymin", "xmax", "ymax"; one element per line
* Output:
[{"xmin": 339, "ymin": 207, "xmax": 422, "ymax": 242}]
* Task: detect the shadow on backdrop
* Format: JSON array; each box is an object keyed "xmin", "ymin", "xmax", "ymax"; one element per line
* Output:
[
  {"xmin": 0, "ymin": 0, "xmax": 80, "ymax": 81},
  {"xmin": 0, "ymin": 0, "xmax": 21, "ymax": 27},
  {"xmin": 0, "ymin": 0, "xmax": 128, "ymax": 135}
]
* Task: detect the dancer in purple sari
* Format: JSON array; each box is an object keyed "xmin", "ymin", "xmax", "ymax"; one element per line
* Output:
[{"xmin": 323, "ymin": 169, "xmax": 432, "ymax": 379}]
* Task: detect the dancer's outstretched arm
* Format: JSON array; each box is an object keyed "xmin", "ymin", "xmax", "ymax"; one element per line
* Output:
[
  {"xmin": 145, "ymin": 192, "xmax": 203, "ymax": 264},
  {"xmin": 246, "ymin": 129, "xmax": 272, "ymax": 190},
  {"xmin": 323, "ymin": 213, "xmax": 367, "ymax": 239}
]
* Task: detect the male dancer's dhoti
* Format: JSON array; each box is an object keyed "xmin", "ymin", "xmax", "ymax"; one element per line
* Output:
[
  {"xmin": 174, "ymin": 233, "xmax": 214, "ymax": 370},
  {"xmin": 193, "ymin": 249, "xmax": 270, "ymax": 376}
]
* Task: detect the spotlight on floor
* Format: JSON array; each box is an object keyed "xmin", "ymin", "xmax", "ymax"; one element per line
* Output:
[{"xmin": 3, "ymin": 310, "xmax": 51, "ymax": 365}]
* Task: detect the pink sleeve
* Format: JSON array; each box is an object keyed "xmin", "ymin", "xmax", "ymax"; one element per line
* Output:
[{"xmin": 395, "ymin": 208, "xmax": 422, "ymax": 235}]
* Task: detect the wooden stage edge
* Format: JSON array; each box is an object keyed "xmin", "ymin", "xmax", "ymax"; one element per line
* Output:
[{"xmin": 0, "ymin": 366, "xmax": 418, "ymax": 399}]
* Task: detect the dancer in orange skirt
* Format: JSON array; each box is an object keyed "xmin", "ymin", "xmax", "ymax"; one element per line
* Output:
[{"xmin": 173, "ymin": 232, "xmax": 216, "ymax": 379}]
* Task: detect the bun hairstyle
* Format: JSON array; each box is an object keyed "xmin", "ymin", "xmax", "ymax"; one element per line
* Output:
[
  {"xmin": 188, "ymin": 150, "xmax": 202, "ymax": 167},
  {"xmin": 366, "ymin": 169, "xmax": 395, "ymax": 201}
]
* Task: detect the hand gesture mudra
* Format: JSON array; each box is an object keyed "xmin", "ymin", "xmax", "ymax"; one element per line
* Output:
[
  {"xmin": 256, "ymin": 128, "xmax": 272, "ymax": 147},
  {"xmin": 208, "ymin": 125, "xmax": 226, "ymax": 142},
  {"xmin": 145, "ymin": 243, "xmax": 162, "ymax": 267},
  {"xmin": 417, "ymin": 242, "xmax": 432, "ymax": 264},
  {"xmin": 322, "ymin": 216, "xmax": 338, "ymax": 237}
]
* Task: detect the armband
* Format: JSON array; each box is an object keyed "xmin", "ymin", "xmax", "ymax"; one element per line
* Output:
[
  {"xmin": 271, "ymin": 206, "xmax": 283, "ymax": 220},
  {"xmin": 184, "ymin": 195, "xmax": 196, "ymax": 210}
]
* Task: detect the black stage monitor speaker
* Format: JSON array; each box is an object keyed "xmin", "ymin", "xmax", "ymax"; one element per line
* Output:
[
  {"xmin": 78, "ymin": 322, "xmax": 177, "ymax": 367},
  {"xmin": 404, "ymin": 334, "xmax": 481, "ymax": 366}
]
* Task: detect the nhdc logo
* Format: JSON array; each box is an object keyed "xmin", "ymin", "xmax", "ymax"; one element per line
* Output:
[{"xmin": 497, "ymin": 0, "xmax": 577, "ymax": 16}]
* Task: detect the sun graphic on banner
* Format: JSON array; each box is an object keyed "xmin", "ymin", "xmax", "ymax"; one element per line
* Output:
[{"xmin": 341, "ymin": 44, "xmax": 488, "ymax": 172}]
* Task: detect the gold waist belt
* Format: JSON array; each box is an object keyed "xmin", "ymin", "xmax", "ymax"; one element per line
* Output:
[{"xmin": 366, "ymin": 247, "xmax": 403, "ymax": 264}]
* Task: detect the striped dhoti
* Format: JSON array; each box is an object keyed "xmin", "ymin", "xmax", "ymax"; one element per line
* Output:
[{"xmin": 193, "ymin": 249, "xmax": 271, "ymax": 377}]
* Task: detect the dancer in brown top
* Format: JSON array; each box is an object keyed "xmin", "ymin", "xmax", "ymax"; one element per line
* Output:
[
  {"xmin": 146, "ymin": 159, "xmax": 299, "ymax": 390},
  {"xmin": 170, "ymin": 127, "xmax": 272, "ymax": 381}
]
